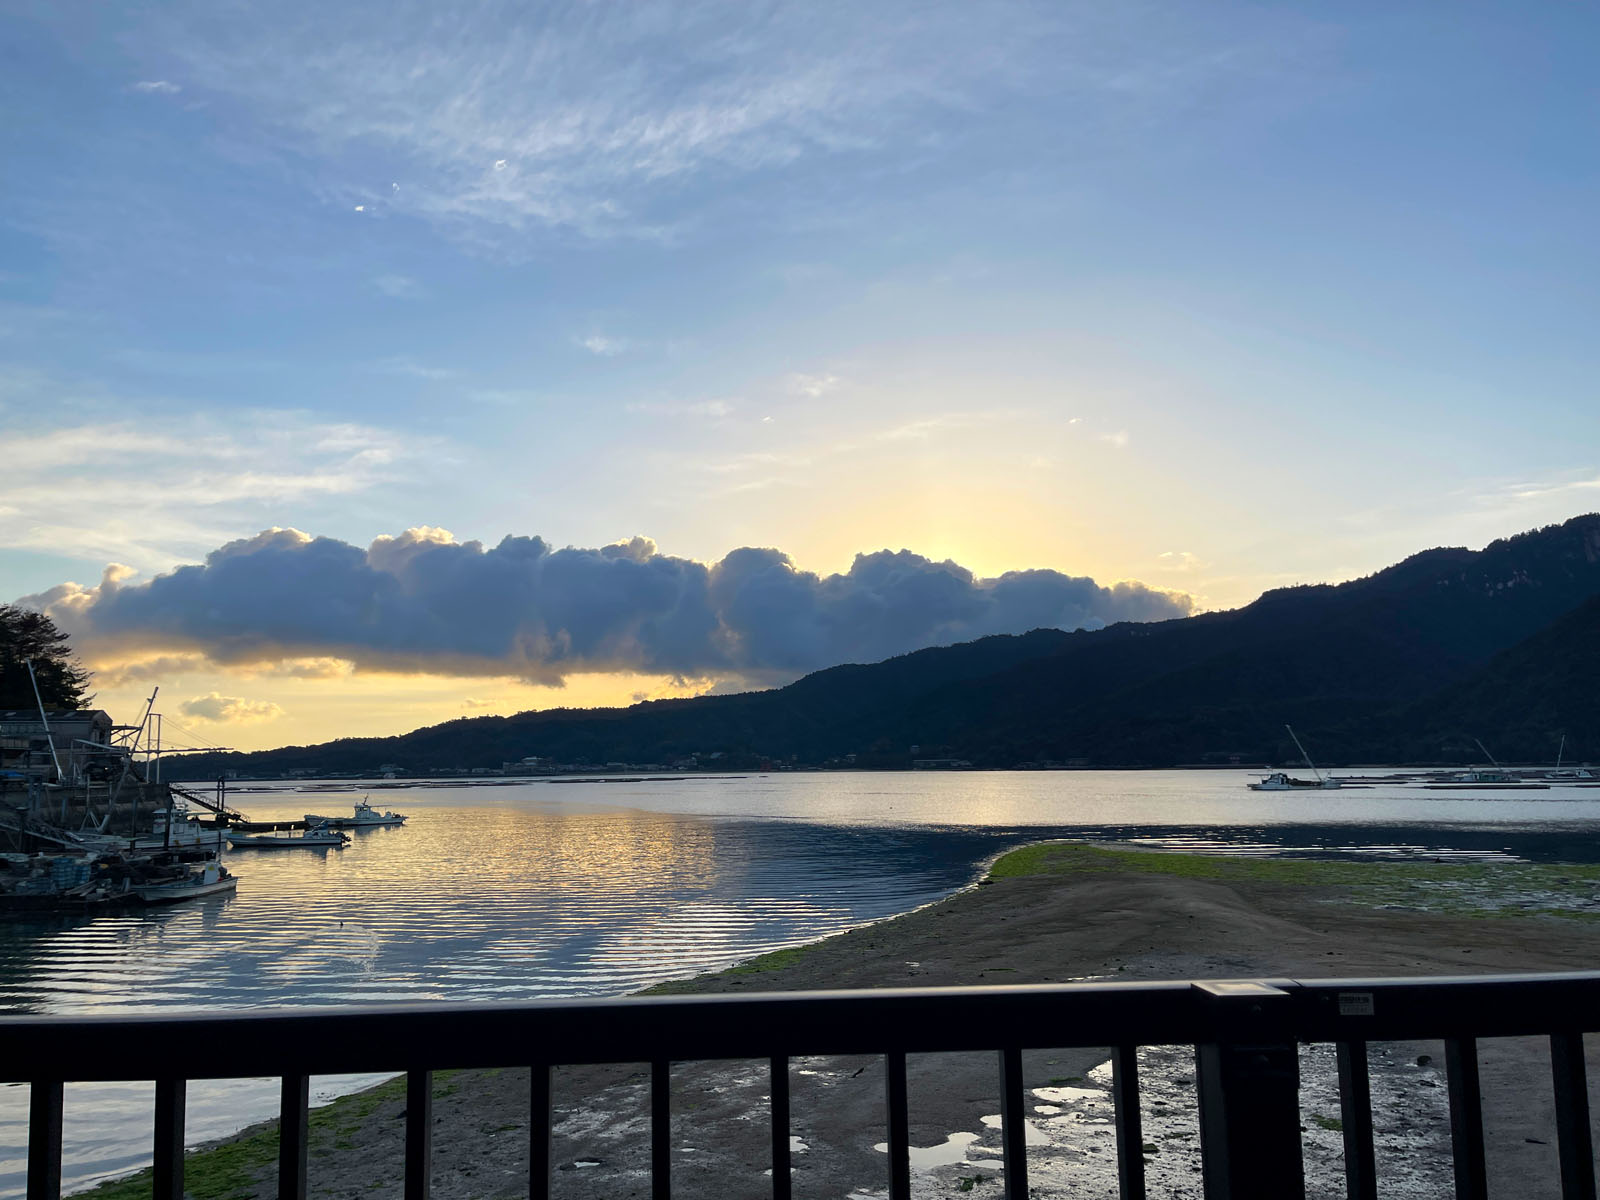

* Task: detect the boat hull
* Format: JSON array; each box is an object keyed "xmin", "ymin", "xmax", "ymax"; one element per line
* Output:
[
  {"xmin": 227, "ymin": 834, "xmax": 346, "ymax": 848},
  {"xmin": 132, "ymin": 875, "xmax": 239, "ymax": 904}
]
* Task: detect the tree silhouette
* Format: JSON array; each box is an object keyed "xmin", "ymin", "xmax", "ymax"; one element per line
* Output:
[{"xmin": 0, "ymin": 605, "xmax": 93, "ymax": 711}]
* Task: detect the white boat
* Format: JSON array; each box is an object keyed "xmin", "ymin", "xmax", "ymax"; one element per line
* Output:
[
  {"xmin": 1248, "ymin": 726, "xmax": 1343, "ymax": 791},
  {"xmin": 136, "ymin": 809, "xmax": 227, "ymax": 852},
  {"xmin": 1248, "ymin": 771, "xmax": 1340, "ymax": 792},
  {"xmin": 227, "ymin": 826, "xmax": 349, "ymax": 849},
  {"xmin": 132, "ymin": 864, "xmax": 238, "ymax": 904},
  {"xmin": 1541, "ymin": 737, "xmax": 1593, "ymax": 780},
  {"xmin": 1451, "ymin": 768, "xmax": 1518, "ymax": 784},
  {"xmin": 302, "ymin": 799, "xmax": 407, "ymax": 828}
]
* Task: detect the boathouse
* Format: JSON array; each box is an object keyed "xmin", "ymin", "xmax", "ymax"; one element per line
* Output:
[{"xmin": 0, "ymin": 709, "xmax": 117, "ymax": 785}]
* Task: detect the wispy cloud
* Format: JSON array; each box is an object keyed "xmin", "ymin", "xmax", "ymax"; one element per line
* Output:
[
  {"xmin": 372, "ymin": 273, "xmax": 426, "ymax": 299},
  {"xmin": 875, "ymin": 412, "xmax": 1000, "ymax": 443},
  {"xmin": 787, "ymin": 372, "xmax": 841, "ymax": 398},
  {"xmin": 1099, "ymin": 430, "xmax": 1130, "ymax": 449},
  {"xmin": 94, "ymin": 654, "xmax": 212, "ymax": 687},
  {"xmin": 179, "ymin": 693, "xmax": 284, "ymax": 722},
  {"xmin": 699, "ymin": 450, "xmax": 812, "ymax": 477},
  {"xmin": 465, "ymin": 387, "xmax": 544, "ymax": 406},
  {"xmin": 1504, "ymin": 471, "xmax": 1600, "ymax": 503},
  {"xmin": 131, "ymin": 80, "xmax": 181, "ymax": 95},
  {"xmin": 578, "ymin": 334, "xmax": 628, "ymax": 357},
  {"xmin": 626, "ymin": 398, "xmax": 735, "ymax": 419},
  {"xmin": 0, "ymin": 404, "xmax": 432, "ymax": 575},
  {"xmin": 136, "ymin": 2, "xmax": 1310, "ymax": 244},
  {"xmin": 368, "ymin": 355, "xmax": 460, "ymax": 380},
  {"xmin": 1157, "ymin": 550, "xmax": 1204, "ymax": 573}
]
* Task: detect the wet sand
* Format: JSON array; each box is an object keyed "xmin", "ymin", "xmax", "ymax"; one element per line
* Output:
[{"xmin": 94, "ymin": 843, "xmax": 1600, "ymax": 1199}]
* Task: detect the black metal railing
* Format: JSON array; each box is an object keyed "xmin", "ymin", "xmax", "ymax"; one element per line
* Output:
[{"xmin": 4, "ymin": 971, "xmax": 1598, "ymax": 1200}]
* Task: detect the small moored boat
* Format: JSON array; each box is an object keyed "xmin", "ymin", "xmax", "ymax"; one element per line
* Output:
[
  {"xmin": 227, "ymin": 826, "xmax": 350, "ymax": 849},
  {"xmin": 302, "ymin": 799, "xmax": 407, "ymax": 828},
  {"xmin": 132, "ymin": 864, "xmax": 238, "ymax": 905},
  {"xmin": 1248, "ymin": 772, "xmax": 1340, "ymax": 791},
  {"xmin": 1247, "ymin": 725, "xmax": 1343, "ymax": 791}
]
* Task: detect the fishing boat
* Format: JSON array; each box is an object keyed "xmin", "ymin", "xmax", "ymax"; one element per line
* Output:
[
  {"xmin": 1249, "ymin": 771, "xmax": 1338, "ymax": 791},
  {"xmin": 132, "ymin": 864, "xmax": 238, "ymax": 904},
  {"xmin": 226, "ymin": 825, "xmax": 350, "ymax": 849},
  {"xmin": 1541, "ymin": 736, "xmax": 1594, "ymax": 780},
  {"xmin": 1423, "ymin": 739, "xmax": 1548, "ymax": 789},
  {"xmin": 302, "ymin": 798, "xmax": 407, "ymax": 828},
  {"xmin": 1450, "ymin": 768, "xmax": 1519, "ymax": 784},
  {"xmin": 1248, "ymin": 726, "xmax": 1343, "ymax": 791}
]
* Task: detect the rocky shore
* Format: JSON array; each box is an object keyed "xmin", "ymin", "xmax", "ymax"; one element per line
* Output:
[{"xmin": 86, "ymin": 843, "xmax": 1600, "ymax": 1199}]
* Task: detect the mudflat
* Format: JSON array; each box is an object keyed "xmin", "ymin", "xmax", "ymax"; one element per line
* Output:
[{"xmin": 91, "ymin": 843, "xmax": 1600, "ymax": 1199}]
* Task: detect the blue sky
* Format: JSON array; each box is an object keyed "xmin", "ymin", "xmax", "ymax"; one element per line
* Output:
[{"xmin": 3, "ymin": 1, "xmax": 1598, "ymax": 744}]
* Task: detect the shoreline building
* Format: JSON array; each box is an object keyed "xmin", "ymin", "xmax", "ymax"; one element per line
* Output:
[{"xmin": 0, "ymin": 709, "xmax": 118, "ymax": 785}]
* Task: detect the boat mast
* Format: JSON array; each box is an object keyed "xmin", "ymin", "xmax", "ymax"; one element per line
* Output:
[
  {"xmin": 1284, "ymin": 724, "xmax": 1324, "ymax": 783},
  {"xmin": 24, "ymin": 658, "xmax": 65, "ymax": 784},
  {"xmin": 1556, "ymin": 735, "xmax": 1566, "ymax": 771},
  {"xmin": 1474, "ymin": 738, "xmax": 1503, "ymax": 771}
]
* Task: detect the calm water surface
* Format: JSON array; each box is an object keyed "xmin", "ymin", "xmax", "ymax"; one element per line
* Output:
[{"xmin": 4, "ymin": 769, "xmax": 1600, "ymax": 1193}]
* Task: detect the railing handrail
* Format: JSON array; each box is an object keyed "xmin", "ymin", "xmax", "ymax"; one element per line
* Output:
[
  {"xmin": 10, "ymin": 971, "xmax": 1600, "ymax": 1200},
  {"xmin": 6, "ymin": 970, "xmax": 1600, "ymax": 1082}
]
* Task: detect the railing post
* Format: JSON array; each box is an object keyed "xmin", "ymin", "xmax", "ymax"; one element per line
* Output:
[
  {"xmin": 1113, "ymin": 1044, "xmax": 1145, "ymax": 1200},
  {"xmin": 529, "ymin": 1064, "xmax": 551, "ymax": 1200},
  {"xmin": 651, "ymin": 1059, "xmax": 671, "ymax": 1200},
  {"xmin": 1335, "ymin": 1041, "xmax": 1377, "ymax": 1200},
  {"xmin": 278, "ymin": 1073, "xmax": 309, "ymax": 1200},
  {"xmin": 770, "ymin": 1056, "xmax": 791, "ymax": 1200},
  {"xmin": 26, "ymin": 1079, "xmax": 63, "ymax": 1200},
  {"xmin": 997, "ymin": 1046, "xmax": 1029, "ymax": 1200},
  {"xmin": 1194, "ymin": 982, "xmax": 1304, "ymax": 1200},
  {"xmin": 885, "ymin": 1050, "xmax": 911, "ymax": 1200},
  {"xmin": 1445, "ymin": 1038, "xmax": 1487, "ymax": 1200},
  {"xmin": 152, "ymin": 1077, "xmax": 186, "ymax": 1200},
  {"xmin": 1550, "ymin": 1032, "xmax": 1597, "ymax": 1200},
  {"xmin": 405, "ymin": 1070, "xmax": 432, "ymax": 1200}
]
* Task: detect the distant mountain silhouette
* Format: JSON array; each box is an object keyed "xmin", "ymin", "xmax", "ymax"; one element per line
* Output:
[
  {"xmin": 169, "ymin": 514, "xmax": 1600, "ymax": 777},
  {"xmin": 1377, "ymin": 591, "xmax": 1600, "ymax": 763}
]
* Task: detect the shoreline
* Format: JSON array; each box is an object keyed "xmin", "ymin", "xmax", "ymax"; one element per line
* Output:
[{"xmin": 80, "ymin": 842, "xmax": 1600, "ymax": 1198}]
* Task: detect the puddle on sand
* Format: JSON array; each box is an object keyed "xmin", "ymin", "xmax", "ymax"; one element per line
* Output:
[
  {"xmin": 871, "ymin": 1131, "xmax": 1002, "ymax": 1171},
  {"xmin": 979, "ymin": 1113, "xmax": 1050, "ymax": 1146},
  {"xmin": 1032, "ymin": 1085, "xmax": 1105, "ymax": 1105},
  {"xmin": 856, "ymin": 1041, "xmax": 1455, "ymax": 1198},
  {"xmin": 761, "ymin": 1136, "xmax": 812, "ymax": 1175}
]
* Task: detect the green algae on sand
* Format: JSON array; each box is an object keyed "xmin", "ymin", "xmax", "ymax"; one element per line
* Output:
[
  {"xmin": 989, "ymin": 841, "xmax": 1600, "ymax": 920},
  {"xmin": 81, "ymin": 1073, "xmax": 464, "ymax": 1199}
]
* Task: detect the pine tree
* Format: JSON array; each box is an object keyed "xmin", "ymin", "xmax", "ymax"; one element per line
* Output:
[{"xmin": 0, "ymin": 605, "xmax": 93, "ymax": 711}]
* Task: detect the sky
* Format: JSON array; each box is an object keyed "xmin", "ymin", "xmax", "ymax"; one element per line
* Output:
[{"xmin": 3, "ymin": 1, "xmax": 1598, "ymax": 751}]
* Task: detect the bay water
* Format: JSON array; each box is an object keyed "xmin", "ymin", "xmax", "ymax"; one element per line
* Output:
[{"xmin": 4, "ymin": 768, "xmax": 1600, "ymax": 1194}]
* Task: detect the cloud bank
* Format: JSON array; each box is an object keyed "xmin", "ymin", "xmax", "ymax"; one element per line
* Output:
[
  {"xmin": 22, "ymin": 528, "xmax": 1194, "ymax": 687},
  {"xmin": 179, "ymin": 693, "xmax": 285, "ymax": 723}
]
